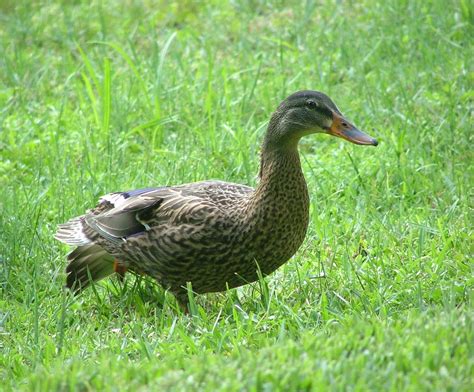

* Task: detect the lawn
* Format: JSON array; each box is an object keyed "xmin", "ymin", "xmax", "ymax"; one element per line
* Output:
[{"xmin": 0, "ymin": 0, "xmax": 472, "ymax": 390}]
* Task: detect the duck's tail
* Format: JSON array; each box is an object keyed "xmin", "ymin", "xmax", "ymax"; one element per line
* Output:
[
  {"xmin": 55, "ymin": 216, "xmax": 95, "ymax": 246},
  {"xmin": 65, "ymin": 244, "xmax": 116, "ymax": 292}
]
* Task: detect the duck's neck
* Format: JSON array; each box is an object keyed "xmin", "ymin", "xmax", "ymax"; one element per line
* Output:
[
  {"xmin": 243, "ymin": 145, "xmax": 310, "ymax": 270},
  {"xmin": 258, "ymin": 146, "xmax": 303, "ymax": 184},
  {"xmin": 249, "ymin": 146, "xmax": 309, "ymax": 217}
]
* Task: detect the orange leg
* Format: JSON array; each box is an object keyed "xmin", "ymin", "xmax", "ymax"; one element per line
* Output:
[{"xmin": 113, "ymin": 259, "xmax": 127, "ymax": 281}]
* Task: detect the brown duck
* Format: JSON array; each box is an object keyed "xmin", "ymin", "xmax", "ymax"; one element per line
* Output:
[{"xmin": 55, "ymin": 90, "xmax": 377, "ymax": 310}]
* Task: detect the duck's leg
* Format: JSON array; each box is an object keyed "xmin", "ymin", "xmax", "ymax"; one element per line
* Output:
[
  {"xmin": 175, "ymin": 292, "xmax": 190, "ymax": 314},
  {"xmin": 113, "ymin": 259, "xmax": 127, "ymax": 282}
]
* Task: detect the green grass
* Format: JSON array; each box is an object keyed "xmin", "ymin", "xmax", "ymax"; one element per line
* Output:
[{"xmin": 1, "ymin": 0, "xmax": 472, "ymax": 390}]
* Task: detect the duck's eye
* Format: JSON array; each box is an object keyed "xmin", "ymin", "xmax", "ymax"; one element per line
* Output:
[{"xmin": 306, "ymin": 100, "xmax": 318, "ymax": 109}]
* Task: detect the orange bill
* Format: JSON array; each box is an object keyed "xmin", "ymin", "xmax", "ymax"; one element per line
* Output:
[{"xmin": 329, "ymin": 113, "xmax": 378, "ymax": 146}]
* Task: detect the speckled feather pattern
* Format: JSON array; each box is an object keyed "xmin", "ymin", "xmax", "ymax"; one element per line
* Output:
[
  {"xmin": 56, "ymin": 150, "xmax": 309, "ymax": 302},
  {"xmin": 90, "ymin": 152, "xmax": 307, "ymax": 301}
]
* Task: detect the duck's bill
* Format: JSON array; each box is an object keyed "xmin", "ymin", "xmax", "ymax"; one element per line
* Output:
[{"xmin": 329, "ymin": 114, "xmax": 378, "ymax": 146}]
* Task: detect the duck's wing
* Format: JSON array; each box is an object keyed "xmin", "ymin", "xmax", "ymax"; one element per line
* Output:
[
  {"xmin": 55, "ymin": 181, "xmax": 252, "ymax": 246},
  {"xmin": 55, "ymin": 186, "xmax": 165, "ymax": 246}
]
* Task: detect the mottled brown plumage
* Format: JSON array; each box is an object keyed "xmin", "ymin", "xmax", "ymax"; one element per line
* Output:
[{"xmin": 55, "ymin": 90, "xmax": 377, "ymax": 310}]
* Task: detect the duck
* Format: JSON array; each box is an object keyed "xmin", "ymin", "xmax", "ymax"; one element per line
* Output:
[{"xmin": 55, "ymin": 90, "xmax": 378, "ymax": 311}]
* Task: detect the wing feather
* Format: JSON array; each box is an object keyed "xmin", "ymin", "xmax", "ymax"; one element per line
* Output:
[{"xmin": 57, "ymin": 181, "xmax": 253, "ymax": 246}]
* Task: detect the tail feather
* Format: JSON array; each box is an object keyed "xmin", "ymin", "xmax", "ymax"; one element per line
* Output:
[
  {"xmin": 55, "ymin": 216, "xmax": 92, "ymax": 246},
  {"xmin": 66, "ymin": 244, "xmax": 115, "ymax": 292}
]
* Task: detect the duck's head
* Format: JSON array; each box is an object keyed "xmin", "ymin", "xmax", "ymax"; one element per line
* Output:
[{"xmin": 264, "ymin": 90, "xmax": 378, "ymax": 150}]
